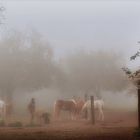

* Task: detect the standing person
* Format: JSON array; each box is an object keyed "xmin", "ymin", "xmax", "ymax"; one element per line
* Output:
[{"xmin": 28, "ymin": 98, "xmax": 36, "ymax": 124}]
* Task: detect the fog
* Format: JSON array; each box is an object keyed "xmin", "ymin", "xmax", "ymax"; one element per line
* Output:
[
  {"xmin": 0, "ymin": 1, "xmax": 139, "ymax": 116},
  {"xmin": 13, "ymin": 89, "xmax": 137, "ymax": 118},
  {"xmin": 0, "ymin": 31, "xmax": 137, "ymax": 117}
]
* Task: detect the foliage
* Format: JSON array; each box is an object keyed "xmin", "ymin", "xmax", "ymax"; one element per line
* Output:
[
  {"xmin": 0, "ymin": 31, "xmax": 55, "ymax": 99},
  {"xmin": 130, "ymin": 50, "xmax": 140, "ymax": 60},
  {"xmin": 122, "ymin": 48, "xmax": 140, "ymax": 86},
  {"xmin": 57, "ymin": 50, "xmax": 128, "ymax": 96}
]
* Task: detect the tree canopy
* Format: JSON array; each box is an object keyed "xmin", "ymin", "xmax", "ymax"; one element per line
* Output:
[
  {"xmin": 123, "ymin": 48, "xmax": 140, "ymax": 86},
  {"xmin": 0, "ymin": 31, "xmax": 55, "ymax": 99},
  {"xmin": 56, "ymin": 50, "xmax": 128, "ymax": 97}
]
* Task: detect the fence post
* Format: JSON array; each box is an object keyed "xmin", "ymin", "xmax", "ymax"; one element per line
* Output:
[
  {"xmin": 90, "ymin": 96, "xmax": 95, "ymax": 124},
  {"xmin": 138, "ymin": 88, "xmax": 140, "ymax": 129},
  {"xmin": 84, "ymin": 93, "xmax": 88, "ymax": 119}
]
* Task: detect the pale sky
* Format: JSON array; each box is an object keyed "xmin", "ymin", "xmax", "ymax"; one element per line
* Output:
[{"xmin": 1, "ymin": 0, "xmax": 140, "ymax": 69}]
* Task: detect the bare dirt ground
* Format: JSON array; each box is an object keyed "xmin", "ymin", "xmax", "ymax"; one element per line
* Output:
[{"xmin": 0, "ymin": 110, "xmax": 138, "ymax": 140}]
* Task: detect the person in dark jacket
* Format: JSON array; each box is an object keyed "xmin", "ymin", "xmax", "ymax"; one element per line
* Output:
[{"xmin": 28, "ymin": 98, "xmax": 36, "ymax": 124}]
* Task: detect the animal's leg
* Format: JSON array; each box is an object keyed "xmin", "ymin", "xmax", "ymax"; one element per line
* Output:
[
  {"xmin": 70, "ymin": 110, "xmax": 75, "ymax": 120},
  {"xmin": 53, "ymin": 105, "xmax": 57, "ymax": 120},
  {"xmin": 97, "ymin": 109, "xmax": 100, "ymax": 121},
  {"xmin": 56, "ymin": 108, "xmax": 61, "ymax": 121},
  {"xmin": 70, "ymin": 111, "xmax": 73, "ymax": 120},
  {"xmin": 98, "ymin": 109, "xmax": 104, "ymax": 121},
  {"xmin": 87, "ymin": 108, "xmax": 90, "ymax": 121},
  {"xmin": 53, "ymin": 104, "xmax": 60, "ymax": 121},
  {"xmin": 73, "ymin": 109, "xmax": 77, "ymax": 120},
  {"xmin": 100, "ymin": 109, "xmax": 104, "ymax": 121},
  {"xmin": 58, "ymin": 110, "xmax": 61, "ymax": 120},
  {"xmin": 53, "ymin": 103, "xmax": 57, "ymax": 120},
  {"xmin": 76, "ymin": 111, "xmax": 80, "ymax": 120},
  {"xmin": 74, "ymin": 110, "xmax": 77, "ymax": 120}
]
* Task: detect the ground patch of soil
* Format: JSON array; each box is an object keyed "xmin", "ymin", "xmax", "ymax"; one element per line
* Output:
[{"xmin": 0, "ymin": 110, "xmax": 138, "ymax": 140}]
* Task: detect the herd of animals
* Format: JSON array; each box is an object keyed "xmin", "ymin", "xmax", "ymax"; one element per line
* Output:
[
  {"xmin": 0, "ymin": 97, "xmax": 104, "ymax": 125},
  {"xmin": 53, "ymin": 98, "xmax": 104, "ymax": 121}
]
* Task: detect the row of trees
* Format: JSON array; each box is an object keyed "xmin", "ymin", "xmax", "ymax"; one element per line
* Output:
[
  {"xmin": 0, "ymin": 31, "xmax": 129, "ymax": 105},
  {"xmin": 56, "ymin": 50, "xmax": 128, "ymax": 97},
  {"xmin": 0, "ymin": 31, "xmax": 54, "ymax": 102}
]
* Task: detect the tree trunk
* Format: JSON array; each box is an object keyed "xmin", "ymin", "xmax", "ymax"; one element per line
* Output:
[
  {"xmin": 138, "ymin": 88, "xmax": 140, "ymax": 128},
  {"xmin": 84, "ymin": 93, "xmax": 88, "ymax": 119}
]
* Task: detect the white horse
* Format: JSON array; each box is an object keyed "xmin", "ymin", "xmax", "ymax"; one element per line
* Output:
[
  {"xmin": 82, "ymin": 99, "xmax": 104, "ymax": 121},
  {"xmin": 0, "ymin": 99, "xmax": 6, "ymax": 120}
]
